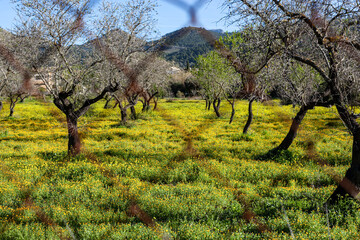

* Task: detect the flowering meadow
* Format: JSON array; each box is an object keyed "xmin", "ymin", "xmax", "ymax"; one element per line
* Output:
[{"xmin": 0, "ymin": 98, "xmax": 359, "ymax": 239}]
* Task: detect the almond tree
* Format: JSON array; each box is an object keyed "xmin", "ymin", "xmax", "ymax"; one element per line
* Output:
[
  {"xmin": 193, "ymin": 51, "xmax": 234, "ymax": 118},
  {"xmin": 225, "ymin": 0, "xmax": 360, "ymax": 201},
  {"xmin": 216, "ymin": 31, "xmax": 272, "ymax": 130},
  {"xmin": 92, "ymin": 0, "xmax": 158, "ymax": 123},
  {"xmin": 12, "ymin": 0, "xmax": 121, "ymax": 155},
  {"xmin": 268, "ymin": 56, "xmax": 331, "ymax": 152},
  {"xmin": 135, "ymin": 56, "xmax": 172, "ymax": 112},
  {"xmin": 193, "ymin": 49, "xmax": 263, "ymax": 131},
  {"xmin": 1, "ymin": 69, "xmax": 28, "ymax": 117},
  {"xmin": 0, "ymin": 30, "xmax": 29, "ymax": 117}
]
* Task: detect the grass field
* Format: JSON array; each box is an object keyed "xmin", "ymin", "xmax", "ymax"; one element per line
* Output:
[{"xmin": 0, "ymin": 98, "xmax": 358, "ymax": 239}]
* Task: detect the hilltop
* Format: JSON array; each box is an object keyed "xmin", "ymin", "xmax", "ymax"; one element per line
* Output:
[{"xmin": 154, "ymin": 27, "xmax": 227, "ymax": 68}]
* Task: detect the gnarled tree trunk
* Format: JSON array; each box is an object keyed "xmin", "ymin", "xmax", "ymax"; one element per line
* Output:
[
  {"xmin": 227, "ymin": 97, "xmax": 236, "ymax": 124},
  {"xmin": 19, "ymin": 95, "xmax": 28, "ymax": 103},
  {"xmin": 243, "ymin": 98, "xmax": 255, "ymax": 133},
  {"xmin": 120, "ymin": 107, "xmax": 127, "ymax": 124},
  {"xmin": 116, "ymin": 99, "xmax": 129, "ymax": 124},
  {"xmin": 141, "ymin": 98, "xmax": 148, "ymax": 112},
  {"xmin": 153, "ymin": 96, "xmax": 158, "ymax": 111},
  {"xmin": 328, "ymin": 105, "xmax": 360, "ymax": 203},
  {"xmin": 104, "ymin": 96, "xmax": 113, "ymax": 109},
  {"xmin": 143, "ymin": 91, "xmax": 158, "ymax": 112},
  {"xmin": 66, "ymin": 114, "xmax": 81, "ymax": 156},
  {"xmin": 205, "ymin": 98, "xmax": 211, "ymax": 111},
  {"xmin": 271, "ymin": 104, "xmax": 313, "ymax": 152},
  {"xmin": 115, "ymin": 95, "xmax": 138, "ymax": 124},
  {"xmin": 53, "ymin": 83, "xmax": 119, "ymax": 156},
  {"xmin": 9, "ymin": 95, "xmax": 20, "ymax": 117},
  {"xmin": 127, "ymin": 96, "xmax": 137, "ymax": 119},
  {"xmin": 130, "ymin": 106, "xmax": 137, "ymax": 119},
  {"xmin": 229, "ymin": 104, "xmax": 235, "ymax": 124},
  {"xmin": 213, "ymin": 98, "xmax": 221, "ymax": 117}
]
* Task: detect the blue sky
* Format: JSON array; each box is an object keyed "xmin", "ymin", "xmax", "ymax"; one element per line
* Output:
[
  {"xmin": 156, "ymin": 0, "xmax": 237, "ymax": 35},
  {"xmin": 0, "ymin": 0, "xmax": 237, "ymax": 38}
]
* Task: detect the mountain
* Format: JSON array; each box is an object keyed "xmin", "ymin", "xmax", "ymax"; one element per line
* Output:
[
  {"xmin": 67, "ymin": 27, "xmax": 227, "ymax": 69},
  {"xmin": 6, "ymin": 26, "xmax": 226, "ymax": 69},
  {"xmin": 153, "ymin": 27, "xmax": 227, "ymax": 68}
]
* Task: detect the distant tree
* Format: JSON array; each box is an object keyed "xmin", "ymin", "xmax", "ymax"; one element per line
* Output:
[
  {"xmin": 0, "ymin": 31, "xmax": 29, "ymax": 117},
  {"xmin": 93, "ymin": 0, "xmax": 158, "ymax": 124},
  {"xmin": 193, "ymin": 51, "xmax": 234, "ymax": 118},
  {"xmin": 136, "ymin": 56, "xmax": 172, "ymax": 111},
  {"xmin": 193, "ymin": 47, "xmax": 266, "ymax": 131},
  {"xmin": 216, "ymin": 31, "xmax": 272, "ymax": 131},
  {"xmin": 1, "ymin": 68, "xmax": 28, "ymax": 117}
]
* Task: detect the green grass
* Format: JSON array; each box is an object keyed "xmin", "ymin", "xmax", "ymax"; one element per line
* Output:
[{"xmin": 0, "ymin": 98, "xmax": 358, "ymax": 239}]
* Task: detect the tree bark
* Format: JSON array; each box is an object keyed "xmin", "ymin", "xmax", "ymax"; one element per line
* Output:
[
  {"xmin": 205, "ymin": 98, "xmax": 211, "ymax": 110},
  {"xmin": 243, "ymin": 98, "xmax": 255, "ymax": 133},
  {"xmin": 66, "ymin": 115, "xmax": 81, "ymax": 156},
  {"xmin": 113, "ymin": 101, "xmax": 119, "ymax": 108},
  {"xmin": 143, "ymin": 91, "xmax": 158, "ymax": 112},
  {"xmin": 272, "ymin": 105, "xmax": 312, "ymax": 152},
  {"xmin": 120, "ymin": 108, "xmax": 127, "ymax": 124},
  {"xmin": 104, "ymin": 96, "xmax": 113, "ymax": 109},
  {"xmin": 53, "ymin": 83, "xmax": 119, "ymax": 156},
  {"xmin": 130, "ymin": 106, "xmax": 137, "ymax": 119},
  {"xmin": 127, "ymin": 95, "xmax": 138, "ymax": 119},
  {"xmin": 328, "ymin": 105, "xmax": 360, "ymax": 203},
  {"xmin": 114, "ymin": 94, "xmax": 138, "ymax": 124},
  {"xmin": 153, "ymin": 97, "xmax": 158, "ymax": 111},
  {"xmin": 229, "ymin": 98, "xmax": 236, "ymax": 124},
  {"xmin": 20, "ymin": 95, "xmax": 28, "ymax": 103},
  {"xmin": 213, "ymin": 98, "xmax": 221, "ymax": 117},
  {"xmin": 141, "ymin": 98, "xmax": 148, "ymax": 112},
  {"xmin": 115, "ymin": 99, "xmax": 128, "ymax": 124},
  {"xmin": 9, "ymin": 96, "xmax": 19, "ymax": 117}
]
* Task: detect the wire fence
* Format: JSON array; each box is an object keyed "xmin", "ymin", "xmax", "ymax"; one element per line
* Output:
[{"xmin": 0, "ymin": 0, "xmax": 358, "ymax": 239}]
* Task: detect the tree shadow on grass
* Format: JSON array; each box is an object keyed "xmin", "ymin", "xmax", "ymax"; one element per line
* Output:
[
  {"xmin": 255, "ymin": 149, "xmax": 300, "ymax": 164},
  {"xmin": 110, "ymin": 122, "xmax": 135, "ymax": 129}
]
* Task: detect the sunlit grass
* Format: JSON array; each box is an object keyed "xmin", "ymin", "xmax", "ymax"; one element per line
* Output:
[{"xmin": 0, "ymin": 98, "xmax": 358, "ymax": 239}]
